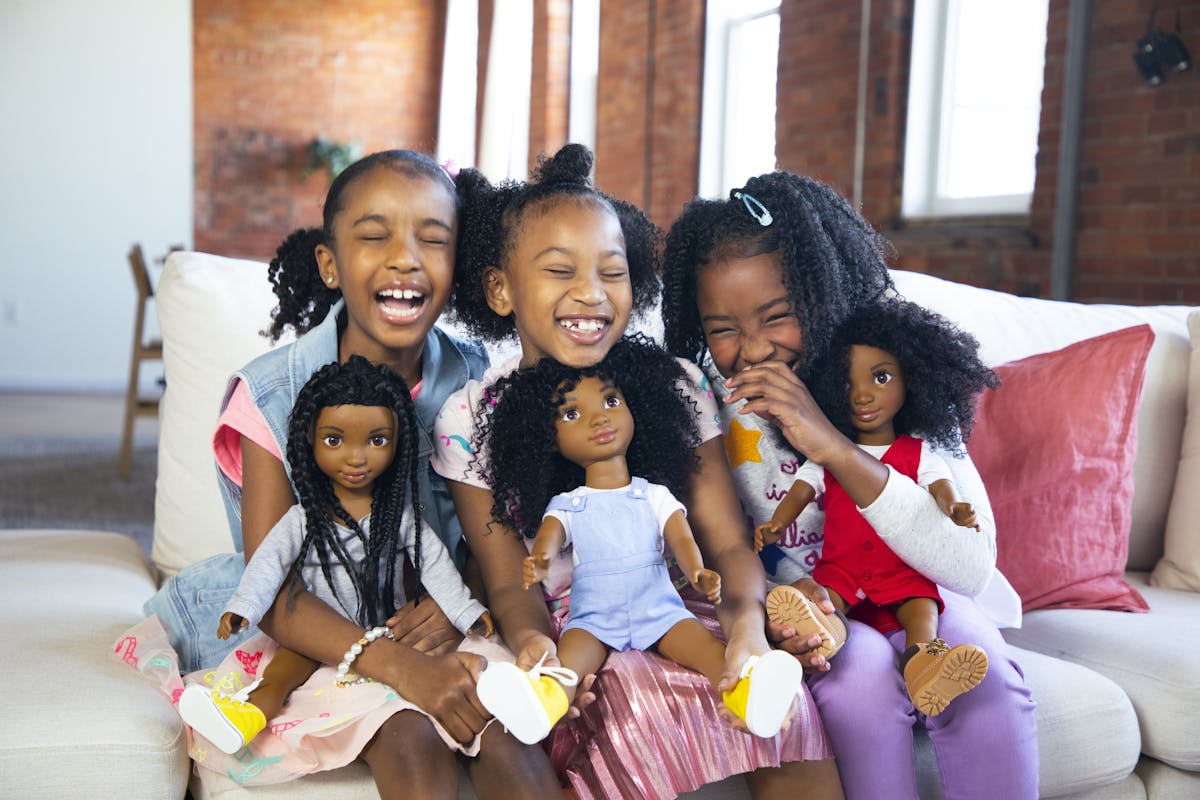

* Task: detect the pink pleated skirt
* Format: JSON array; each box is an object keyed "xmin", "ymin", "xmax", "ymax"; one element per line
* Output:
[{"xmin": 546, "ymin": 592, "xmax": 832, "ymax": 800}]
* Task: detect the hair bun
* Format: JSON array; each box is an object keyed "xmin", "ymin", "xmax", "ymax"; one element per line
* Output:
[{"xmin": 532, "ymin": 143, "xmax": 594, "ymax": 187}]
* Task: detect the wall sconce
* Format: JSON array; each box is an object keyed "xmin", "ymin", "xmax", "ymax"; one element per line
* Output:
[{"xmin": 1134, "ymin": 7, "xmax": 1191, "ymax": 86}]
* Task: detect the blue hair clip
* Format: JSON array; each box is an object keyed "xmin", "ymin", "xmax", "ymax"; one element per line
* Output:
[{"xmin": 732, "ymin": 191, "xmax": 773, "ymax": 227}]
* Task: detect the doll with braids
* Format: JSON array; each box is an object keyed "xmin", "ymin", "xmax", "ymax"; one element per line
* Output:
[
  {"xmin": 471, "ymin": 336, "xmax": 804, "ymax": 744},
  {"xmin": 179, "ymin": 356, "xmax": 492, "ymax": 756}
]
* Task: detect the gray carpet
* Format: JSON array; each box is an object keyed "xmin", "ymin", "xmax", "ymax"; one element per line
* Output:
[{"xmin": 0, "ymin": 435, "xmax": 156, "ymax": 556}]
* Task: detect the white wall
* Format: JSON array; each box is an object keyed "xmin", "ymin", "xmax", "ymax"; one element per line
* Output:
[{"xmin": 0, "ymin": 0, "xmax": 193, "ymax": 391}]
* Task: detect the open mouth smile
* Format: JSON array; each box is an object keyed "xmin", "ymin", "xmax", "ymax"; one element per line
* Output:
[{"xmin": 376, "ymin": 287, "xmax": 428, "ymax": 323}]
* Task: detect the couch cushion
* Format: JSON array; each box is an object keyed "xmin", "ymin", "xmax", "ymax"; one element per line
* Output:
[
  {"xmin": 891, "ymin": 269, "xmax": 1194, "ymax": 572},
  {"xmin": 1003, "ymin": 572, "xmax": 1200, "ymax": 771},
  {"xmin": 968, "ymin": 326, "xmax": 1152, "ymax": 612},
  {"xmin": 154, "ymin": 252, "xmax": 288, "ymax": 577},
  {"xmin": 1135, "ymin": 754, "xmax": 1200, "ymax": 800},
  {"xmin": 0, "ymin": 530, "xmax": 188, "ymax": 799},
  {"xmin": 1154, "ymin": 309, "xmax": 1200, "ymax": 591}
]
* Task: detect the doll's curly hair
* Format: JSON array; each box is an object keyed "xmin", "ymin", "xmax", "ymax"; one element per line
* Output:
[
  {"xmin": 264, "ymin": 149, "xmax": 474, "ymax": 342},
  {"xmin": 804, "ymin": 299, "xmax": 1000, "ymax": 454},
  {"xmin": 449, "ymin": 143, "xmax": 661, "ymax": 342},
  {"xmin": 662, "ymin": 172, "xmax": 894, "ymax": 372},
  {"xmin": 285, "ymin": 355, "xmax": 423, "ymax": 626},
  {"xmin": 473, "ymin": 334, "xmax": 700, "ymax": 537}
]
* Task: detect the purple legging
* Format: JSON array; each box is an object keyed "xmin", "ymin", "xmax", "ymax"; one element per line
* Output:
[{"xmin": 806, "ymin": 593, "xmax": 1038, "ymax": 800}]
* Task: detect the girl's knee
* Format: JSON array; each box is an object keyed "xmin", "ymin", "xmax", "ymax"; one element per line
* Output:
[{"xmin": 365, "ymin": 710, "xmax": 455, "ymax": 769}]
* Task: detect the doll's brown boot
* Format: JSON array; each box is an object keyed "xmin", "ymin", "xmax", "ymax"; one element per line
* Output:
[
  {"xmin": 901, "ymin": 638, "xmax": 989, "ymax": 716},
  {"xmin": 765, "ymin": 585, "xmax": 848, "ymax": 660}
]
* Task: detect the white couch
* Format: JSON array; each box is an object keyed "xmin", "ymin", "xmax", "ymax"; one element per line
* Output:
[{"xmin": 1, "ymin": 251, "xmax": 1197, "ymax": 799}]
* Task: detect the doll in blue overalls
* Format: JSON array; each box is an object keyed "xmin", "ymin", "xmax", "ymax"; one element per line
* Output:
[{"xmin": 470, "ymin": 335, "xmax": 804, "ymax": 744}]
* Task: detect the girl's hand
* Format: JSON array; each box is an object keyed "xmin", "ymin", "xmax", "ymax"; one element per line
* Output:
[
  {"xmin": 387, "ymin": 597, "xmax": 463, "ymax": 656},
  {"xmin": 715, "ymin": 630, "xmax": 800, "ymax": 734},
  {"xmin": 522, "ymin": 553, "xmax": 551, "ymax": 591},
  {"xmin": 764, "ymin": 578, "xmax": 835, "ymax": 673},
  {"xmin": 405, "ymin": 650, "xmax": 490, "ymax": 745},
  {"xmin": 513, "ymin": 633, "xmax": 597, "ymax": 719},
  {"xmin": 754, "ymin": 521, "xmax": 782, "ymax": 552},
  {"xmin": 691, "ymin": 569, "xmax": 722, "ymax": 605},
  {"xmin": 723, "ymin": 361, "xmax": 848, "ymax": 465}
]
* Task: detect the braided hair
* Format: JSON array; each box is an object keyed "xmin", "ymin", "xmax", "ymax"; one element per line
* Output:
[
  {"xmin": 473, "ymin": 334, "xmax": 700, "ymax": 537},
  {"xmin": 264, "ymin": 149, "xmax": 469, "ymax": 342},
  {"xmin": 449, "ymin": 143, "xmax": 661, "ymax": 342},
  {"xmin": 805, "ymin": 299, "xmax": 1000, "ymax": 454},
  {"xmin": 285, "ymin": 355, "xmax": 424, "ymax": 626},
  {"xmin": 662, "ymin": 172, "xmax": 894, "ymax": 373}
]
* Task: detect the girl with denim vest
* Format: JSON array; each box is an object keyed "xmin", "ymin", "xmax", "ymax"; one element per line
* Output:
[
  {"xmin": 140, "ymin": 150, "xmax": 560, "ymax": 798},
  {"xmin": 660, "ymin": 171, "xmax": 1037, "ymax": 800},
  {"xmin": 432, "ymin": 144, "xmax": 842, "ymax": 800}
]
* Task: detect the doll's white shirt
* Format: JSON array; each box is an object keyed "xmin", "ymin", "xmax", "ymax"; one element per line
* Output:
[
  {"xmin": 794, "ymin": 440, "xmax": 953, "ymax": 495},
  {"xmin": 544, "ymin": 482, "xmax": 685, "ymax": 566}
]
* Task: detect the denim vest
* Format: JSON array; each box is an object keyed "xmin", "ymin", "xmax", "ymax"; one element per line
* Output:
[{"xmin": 143, "ymin": 301, "xmax": 488, "ymax": 672}]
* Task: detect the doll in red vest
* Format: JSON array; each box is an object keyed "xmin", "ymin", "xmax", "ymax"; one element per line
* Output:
[{"xmin": 755, "ymin": 298, "xmax": 999, "ymax": 716}]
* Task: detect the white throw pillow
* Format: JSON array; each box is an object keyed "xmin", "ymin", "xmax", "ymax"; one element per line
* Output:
[
  {"xmin": 1153, "ymin": 309, "xmax": 1200, "ymax": 591},
  {"xmin": 152, "ymin": 251, "xmax": 287, "ymax": 578}
]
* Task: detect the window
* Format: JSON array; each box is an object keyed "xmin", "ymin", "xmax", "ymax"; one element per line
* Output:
[
  {"xmin": 699, "ymin": 0, "xmax": 780, "ymax": 198},
  {"xmin": 902, "ymin": 0, "xmax": 1049, "ymax": 218},
  {"xmin": 568, "ymin": 0, "xmax": 600, "ymax": 153}
]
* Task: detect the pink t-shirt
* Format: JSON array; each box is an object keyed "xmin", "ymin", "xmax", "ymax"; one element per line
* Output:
[{"xmin": 214, "ymin": 377, "xmax": 423, "ymax": 487}]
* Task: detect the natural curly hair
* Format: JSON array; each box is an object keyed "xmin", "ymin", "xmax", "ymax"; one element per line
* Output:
[
  {"xmin": 449, "ymin": 143, "xmax": 661, "ymax": 342},
  {"xmin": 263, "ymin": 149, "xmax": 471, "ymax": 342},
  {"xmin": 285, "ymin": 355, "xmax": 424, "ymax": 626},
  {"xmin": 804, "ymin": 299, "xmax": 1000, "ymax": 454},
  {"xmin": 472, "ymin": 334, "xmax": 700, "ymax": 537},
  {"xmin": 662, "ymin": 172, "xmax": 894, "ymax": 373}
]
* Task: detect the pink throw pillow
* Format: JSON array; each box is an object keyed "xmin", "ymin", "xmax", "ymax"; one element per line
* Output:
[{"xmin": 967, "ymin": 325, "xmax": 1154, "ymax": 613}]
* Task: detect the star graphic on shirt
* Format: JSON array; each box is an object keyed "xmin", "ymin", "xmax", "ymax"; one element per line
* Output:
[{"xmin": 724, "ymin": 419, "xmax": 763, "ymax": 469}]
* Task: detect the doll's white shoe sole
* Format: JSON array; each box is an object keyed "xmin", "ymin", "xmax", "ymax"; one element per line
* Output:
[
  {"xmin": 476, "ymin": 661, "xmax": 559, "ymax": 745},
  {"xmin": 741, "ymin": 650, "xmax": 805, "ymax": 738},
  {"xmin": 178, "ymin": 683, "xmax": 266, "ymax": 755}
]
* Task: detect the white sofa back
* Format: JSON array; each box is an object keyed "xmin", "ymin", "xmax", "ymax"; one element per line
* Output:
[{"xmin": 151, "ymin": 253, "xmax": 1195, "ymax": 581}]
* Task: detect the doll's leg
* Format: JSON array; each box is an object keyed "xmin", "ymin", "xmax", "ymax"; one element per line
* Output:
[
  {"xmin": 555, "ymin": 628, "xmax": 611, "ymax": 705},
  {"xmin": 361, "ymin": 709, "xmax": 459, "ymax": 800},
  {"xmin": 247, "ymin": 645, "xmax": 318, "ymax": 718},
  {"xmin": 896, "ymin": 598, "xmax": 988, "ymax": 717},
  {"xmin": 657, "ymin": 619, "xmax": 804, "ymax": 738}
]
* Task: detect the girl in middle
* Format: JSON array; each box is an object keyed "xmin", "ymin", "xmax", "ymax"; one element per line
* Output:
[
  {"xmin": 471, "ymin": 335, "xmax": 805, "ymax": 744},
  {"xmin": 433, "ymin": 143, "xmax": 842, "ymax": 800}
]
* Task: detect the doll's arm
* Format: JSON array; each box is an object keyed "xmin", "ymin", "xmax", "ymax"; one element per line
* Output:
[
  {"xmin": 413, "ymin": 518, "xmax": 491, "ymax": 636},
  {"xmin": 755, "ymin": 480, "xmax": 817, "ymax": 552},
  {"xmin": 223, "ymin": 504, "xmax": 306, "ymax": 632},
  {"xmin": 663, "ymin": 509, "xmax": 721, "ymax": 604},
  {"xmin": 524, "ymin": 516, "xmax": 566, "ymax": 591},
  {"xmin": 928, "ymin": 478, "xmax": 980, "ymax": 531},
  {"xmin": 217, "ymin": 612, "xmax": 247, "ymax": 640}
]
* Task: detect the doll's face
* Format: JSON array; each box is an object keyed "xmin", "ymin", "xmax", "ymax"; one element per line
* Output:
[
  {"xmin": 553, "ymin": 376, "xmax": 634, "ymax": 469},
  {"xmin": 847, "ymin": 344, "xmax": 905, "ymax": 446},
  {"xmin": 312, "ymin": 404, "xmax": 398, "ymax": 498},
  {"xmin": 694, "ymin": 251, "xmax": 805, "ymax": 378}
]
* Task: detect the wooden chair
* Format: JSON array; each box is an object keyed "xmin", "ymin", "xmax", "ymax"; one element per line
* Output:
[{"xmin": 119, "ymin": 244, "xmax": 164, "ymax": 478}]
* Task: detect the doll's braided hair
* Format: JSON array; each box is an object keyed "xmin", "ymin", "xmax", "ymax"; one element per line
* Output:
[
  {"xmin": 473, "ymin": 334, "xmax": 700, "ymax": 537},
  {"xmin": 805, "ymin": 299, "xmax": 1000, "ymax": 454},
  {"xmin": 449, "ymin": 143, "xmax": 662, "ymax": 342},
  {"xmin": 263, "ymin": 149, "xmax": 474, "ymax": 342},
  {"xmin": 285, "ymin": 355, "xmax": 423, "ymax": 626},
  {"xmin": 662, "ymin": 172, "xmax": 894, "ymax": 372}
]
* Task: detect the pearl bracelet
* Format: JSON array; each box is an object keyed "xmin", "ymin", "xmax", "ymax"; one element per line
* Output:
[{"xmin": 335, "ymin": 626, "xmax": 395, "ymax": 688}]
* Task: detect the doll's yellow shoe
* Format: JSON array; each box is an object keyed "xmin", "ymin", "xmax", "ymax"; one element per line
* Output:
[
  {"xmin": 476, "ymin": 653, "xmax": 578, "ymax": 745},
  {"xmin": 178, "ymin": 683, "xmax": 267, "ymax": 754},
  {"xmin": 721, "ymin": 650, "xmax": 805, "ymax": 738}
]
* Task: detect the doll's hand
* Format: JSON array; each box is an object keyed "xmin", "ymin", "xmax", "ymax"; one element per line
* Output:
[
  {"xmin": 522, "ymin": 553, "xmax": 551, "ymax": 590},
  {"xmin": 469, "ymin": 611, "xmax": 496, "ymax": 638},
  {"xmin": 764, "ymin": 578, "xmax": 837, "ymax": 673},
  {"xmin": 691, "ymin": 569, "xmax": 722, "ymax": 605},
  {"xmin": 723, "ymin": 362, "xmax": 847, "ymax": 465},
  {"xmin": 216, "ymin": 612, "xmax": 246, "ymax": 640},
  {"xmin": 387, "ymin": 597, "xmax": 463, "ymax": 656},
  {"xmin": 406, "ymin": 650, "xmax": 490, "ymax": 745},
  {"xmin": 949, "ymin": 502, "xmax": 981, "ymax": 531},
  {"xmin": 754, "ymin": 522, "xmax": 782, "ymax": 552}
]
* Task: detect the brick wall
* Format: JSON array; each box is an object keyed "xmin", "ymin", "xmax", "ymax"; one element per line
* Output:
[
  {"xmin": 528, "ymin": 0, "xmax": 572, "ymax": 170},
  {"xmin": 775, "ymin": 0, "xmax": 1200, "ymax": 303},
  {"xmin": 193, "ymin": 0, "xmax": 445, "ymax": 259}
]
